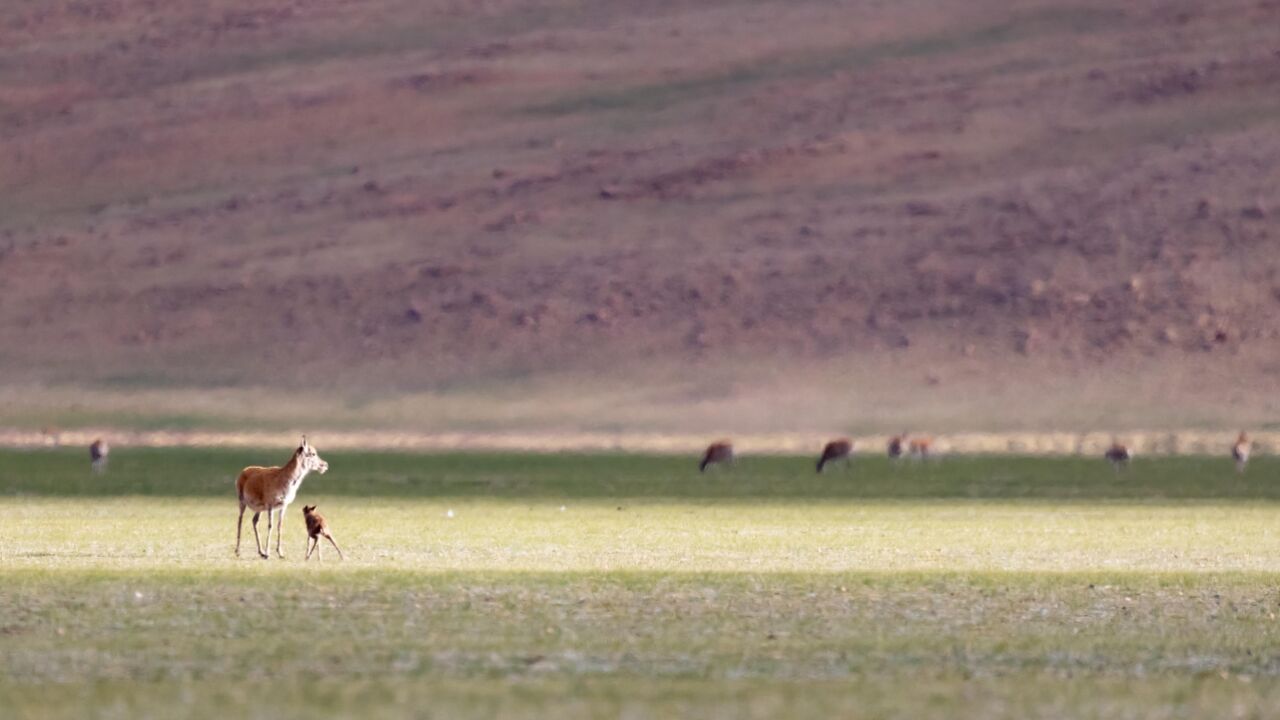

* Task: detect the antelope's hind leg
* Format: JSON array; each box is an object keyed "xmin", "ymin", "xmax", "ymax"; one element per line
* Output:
[
  {"xmin": 325, "ymin": 533, "xmax": 345, "ymax": 561},
  {"xmin": 252, "ymin": 511, "xmax": 268, "ymax": 559},
  {"xmin": 305, "ymin": 536, "xmax": 316, "ymax": 561}
]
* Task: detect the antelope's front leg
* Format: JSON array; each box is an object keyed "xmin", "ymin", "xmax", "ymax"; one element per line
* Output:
[
  {"xmin": 274, "ymin": 506, "xmax": 287, "ymax": 558},
  {"xmin": 264, "ymin": 508, "xmax": 275, "ymax": 560}
]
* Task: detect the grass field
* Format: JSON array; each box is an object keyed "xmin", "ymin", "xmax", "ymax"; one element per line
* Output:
[{"xmin": 3, "ymin": 449, "xmax": 1280, "ymax": 718}]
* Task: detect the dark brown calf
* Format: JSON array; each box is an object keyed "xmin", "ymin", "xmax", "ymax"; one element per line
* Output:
[{"xmin": 302, "ymin": 505, "xmax": 345, "ymax": 561}]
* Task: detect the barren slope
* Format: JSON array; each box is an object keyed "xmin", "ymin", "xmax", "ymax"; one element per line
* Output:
[{"xmin": 2, "ymin": 0, "xmax": 1280, "ymax": 429}]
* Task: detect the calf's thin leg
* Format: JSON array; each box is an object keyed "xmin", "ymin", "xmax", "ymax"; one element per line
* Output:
[{"xmin": 325, "ymin": 534, "xmax": 345, "ymax": 561}]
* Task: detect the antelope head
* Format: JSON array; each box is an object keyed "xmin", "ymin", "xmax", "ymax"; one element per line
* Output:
[{"xmin": 297, "ymin": 436, "xmax": 329, "ymax": 475}]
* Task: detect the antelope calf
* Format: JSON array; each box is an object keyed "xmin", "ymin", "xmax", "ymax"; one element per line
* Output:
[
  {"xmin": 1104, "ymin": 441, "xmax": 1132, "ymax": 469},
  {"xmin": 235, "ymin": 436, "xmax": 329, "ymax": 559},
  {"xmin": 89, "ymin": 438, "xmax": 109, "ymax": 474},
  {"xmin": 908, "ymin": 436, "xmax": 933, "ymax": 460},
  {"xmin": 1232, "ymin": 431, "xmax": 1251, "ymax": 473},
  {"xmin": 816, "ymin": 438, "xmax": 854, "ymax": 473},
  {"xmin": 699, "ymin": 440, "xmax": 734, "ymax": 472},
  {"xmin": 302, "ymin": 505, "xmax": 344, "ymax": 561},
  {"xmin": 887, "ymin": 435, "xmax": 905, "ymax": 460}
]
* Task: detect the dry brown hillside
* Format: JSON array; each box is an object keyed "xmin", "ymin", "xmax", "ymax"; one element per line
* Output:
[{"xmin": 2, "ymin": 0, "xmax": 1280, "ymax": 431}]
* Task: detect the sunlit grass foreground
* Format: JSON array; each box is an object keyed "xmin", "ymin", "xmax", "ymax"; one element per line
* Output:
[{"xmin": 2, "ymin": 450, "xmax": 1279, "ymax": 718}]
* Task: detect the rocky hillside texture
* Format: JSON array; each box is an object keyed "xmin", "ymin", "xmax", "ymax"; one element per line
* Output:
[{"xmin": 2, "ymin": 0, "xmax": 1279, "ymax": 425}]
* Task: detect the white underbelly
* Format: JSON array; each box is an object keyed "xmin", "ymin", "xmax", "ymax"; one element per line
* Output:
[{"xmin": 249, "ymin": 484, "xmax": 302, "ymax": 511}]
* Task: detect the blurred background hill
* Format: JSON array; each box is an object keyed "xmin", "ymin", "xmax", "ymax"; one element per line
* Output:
[{"xmin": 3, "ymin": 0, "xmax": 1279, "ymax": 433}]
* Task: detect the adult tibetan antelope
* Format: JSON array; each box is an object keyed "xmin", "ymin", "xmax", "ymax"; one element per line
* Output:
[
  {"xmin": 816, "ymin": 438, "xmax": 854, "ymax": 473},
  {"xmin": 699, "ymin": 440, "xmax": 734, "ymax": 472},
  {"xmin": 1104, "ymin": 440, "xmax": 1132, "ymax": 469},
  {"xmin": 89, "ymin": 438, "xmax": 109, "ymax": 474},
  {"xmin": 1232, "ymin": 431, "xmax": 1251, "ymax": 473},
  {"xmin": 235, "ymin": 437, "xmax": 329, "ymax": 559}
]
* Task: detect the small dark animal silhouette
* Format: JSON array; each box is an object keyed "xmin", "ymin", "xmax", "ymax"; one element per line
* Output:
[
  {"xmin": 302, "ymin": 504, "xmax": 345, "ymax": 561},
  {"xmin": 699, "ymin": 440, "xmax": 734, "ymax": 472},
  {"xmin": 1232, "ymin": 431, "xmax": 1251, "ymax": 474},
  {"xmin": 89, "ymin": 438, "xmax": 109, "ymax": 473},
  {"xmin": 1104, "ymin": 441, "xmax": 1132, "ymax": 469},
  {"xmin": 887, "ymin": 435, "xmax": 904, "ymax": 460},
  {"xmin": 816, "ymin": 439, "xmax": 853, "ymax": 473}
]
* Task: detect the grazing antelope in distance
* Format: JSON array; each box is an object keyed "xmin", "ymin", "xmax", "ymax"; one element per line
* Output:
[
  {"xmin": 699, "ymin": 440, "xmax": 734, "ymax": 472},
  {"xmin": 302, "ymin": 505, "xmax": 344, "ymax": 561},
  {"xmin": 1232, "ymin": 431, "xmax": 1251, "ymax": 473},
  {"xmin": 887, "ymin": 435, "xmax": 905, "ymax": 460},
  {"xmin": 816, "ymin": 438, "xmax": 854, "ymax": 473},
  {"xmin": 908, "ymin": 436, "xmax": 933, "ymax": 460},
  {"xmin": 235, "ymin": 436, "xmax": 329, "ymax": 559},
  {"xmin": 89, "ymin": 438, "xmax": 109, "ymax": 474},
  {"xmin": 1104, "ymin": 440, "xmax": 1132, "ymax": 469}
]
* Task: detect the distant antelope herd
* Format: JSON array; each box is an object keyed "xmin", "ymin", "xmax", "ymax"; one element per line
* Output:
[
  {"xmin": 66, "ymin": 429, "xmax": 1260, "ymax": 561},
  {"xmin": 701, "ymin": 433, "xmax": 1254, "ymax": 475}
]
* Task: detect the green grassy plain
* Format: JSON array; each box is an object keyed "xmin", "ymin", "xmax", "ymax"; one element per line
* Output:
[{"xmin": 3, "ymin": 449, "xmax": 1280, "ymax": 718}]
